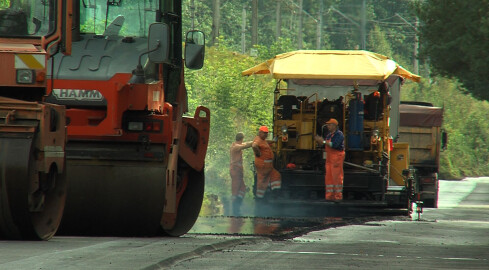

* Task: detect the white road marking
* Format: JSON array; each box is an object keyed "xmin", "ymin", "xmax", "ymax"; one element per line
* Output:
[
  {"xmin": 358, "ymin": 239, "xmax": 400, "ymax": 244},
  {"xmin": 439, "ymin": 257, "xmax": 484, "ymax": 261},
  {"xmin": 226, "ymin": 249, "xmax": 487, "ymax": 262}
]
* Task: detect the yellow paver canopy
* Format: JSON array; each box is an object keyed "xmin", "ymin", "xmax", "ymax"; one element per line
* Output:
[{"xmin": 242, "ymin": 50, "xmax": 420, "ymax": 82}]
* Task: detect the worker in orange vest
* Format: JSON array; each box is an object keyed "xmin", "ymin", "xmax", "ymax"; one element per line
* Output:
[
  {"xmin": 314, "ymin": 118, "xmax": 345, "ymax": 201},
  {"xmin": 230, "ymin": 132, "xmax": 253, "ymax": 215},
  {"xmin": 252, "ymin": 126, "xmax": 281, "ymax": 199}
]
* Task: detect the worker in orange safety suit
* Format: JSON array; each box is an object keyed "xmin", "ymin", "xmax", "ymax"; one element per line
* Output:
[
  {"xmin": 314, "ymin": 118, "xmax": 345, "ymax": 201},
  {"xmin": 252, "ymin": 126, "xmax": 281, "ymax": 199},
  {"xmin": 230, "ymin": 132, "xmax": 253, "ymax": 215}
]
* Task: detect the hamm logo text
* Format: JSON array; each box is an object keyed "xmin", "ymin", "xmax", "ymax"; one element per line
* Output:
[{"xmin": 52, "ymin": 89, "xmax": 104, "ymax": 101}]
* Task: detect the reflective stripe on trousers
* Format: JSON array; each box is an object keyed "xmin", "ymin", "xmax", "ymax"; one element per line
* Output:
[
  {"xmin": 325, "ymin": 184, "xmax": 343, "ymax": 192},
  {"xmin": 255, "ymin": 161, "xmax": 281, "ymax": 198},
  {"xmin": 256, "ymin": 189, "xmax": 266, "ymax": 198}
]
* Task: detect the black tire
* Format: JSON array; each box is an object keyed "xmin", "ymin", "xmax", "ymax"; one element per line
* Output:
[
  {"xmin": 163, "ymin": 168, "xmax": 205, "ymax": 236},
  {"xmin": 31, "ymin": 165, "xmax": 68, "ymax": 239},
  {"xmin": 0, "ymin": 136, "xmax": 67, "ymax": 240},
  {"xmin": 422, "ymin": 194, "xmax": 438, "ymax": 208}
]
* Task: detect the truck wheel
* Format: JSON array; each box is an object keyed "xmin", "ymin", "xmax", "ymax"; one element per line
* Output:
[{"xmin": 423, "ymin": 192, "xmax": 438, "ymax": 208}]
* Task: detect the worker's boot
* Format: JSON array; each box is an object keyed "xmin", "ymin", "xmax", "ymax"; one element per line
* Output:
[{"xmin": 271, "ymin": 189, "xmax": 282, "ymax": 200}]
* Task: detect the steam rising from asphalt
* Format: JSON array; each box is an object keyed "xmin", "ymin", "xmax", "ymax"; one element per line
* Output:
[{"xmin": 220, "ymin": 194, "xmax": 353, "ymax": 219}]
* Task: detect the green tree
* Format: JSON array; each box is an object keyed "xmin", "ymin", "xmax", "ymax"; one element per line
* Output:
[
  {"xmin": 182, "ymin": 0, "xmax": 418, "ymax": 64},
  {"xmin": 0, "ymin": 0, "xmax": 10, "ymax": 8},
  {"xmin": 254, "ymin": 37, "xmax": 295, "ymax": 60},
  {"xmin": 415, "ymin": 0, "xmax": 489, "ymax": 100},
  {"xmin": 367, "ymin": 25, "xmax": 393, "ymax": 57}
]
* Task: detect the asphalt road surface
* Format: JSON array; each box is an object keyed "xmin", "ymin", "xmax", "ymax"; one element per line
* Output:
[
  {"xmin": 0, "ymin": 177, "xmax": 488, "ymax": 269},
  {"xmin": 172, "ymin": 177, "xmax": 489, "ymax": 270}
]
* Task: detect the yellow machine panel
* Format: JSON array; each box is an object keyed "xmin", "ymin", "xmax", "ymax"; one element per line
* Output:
[
  {"xmin": 298, "ymin": 121, "xmax": 313, "ymax": 149},
  {"xmin": 390, "ymin": 142, "xmax": 410, "ymax": 186}
]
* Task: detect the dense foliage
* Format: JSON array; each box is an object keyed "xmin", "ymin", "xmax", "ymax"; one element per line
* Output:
[
  {"xmin": 415, "ymin": 0, "xmax": 489, "ymax": 100},
  {"xmin": 183, "ymin": 0, "xmax": 419, "ymax": 70}
]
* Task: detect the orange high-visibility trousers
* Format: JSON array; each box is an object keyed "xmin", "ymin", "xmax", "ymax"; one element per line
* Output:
[
  {"xmin": 254, "ymin": 160, "xmax": 281, "ymax": 198},
  {"xmin": 325, "ymin": 140, "xmax": 345, "ymax": 200},
  {"xmin": 230, "ymin": 165, "xmax": 246, "ymax": 200}
]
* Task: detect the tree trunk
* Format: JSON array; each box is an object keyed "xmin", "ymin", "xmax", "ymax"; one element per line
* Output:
[
  {"xmin": 317, "ymin": 0, "xmax": 323, "ymax": 49},
  {"xmin": 276, "ymin": 0, "xmax": 281, "ymax": 40},
  {"xmin": 297, "ymin": 0, "xmax": 303, "ymax": 49},
  {"xmin": 241, "ymin": 6, "xmax": 246, "ymax": 54},
  {"xmin": 210, "ymin": 0, "xmax": 221, "ymax": 46},
  {"xmin": 252, "ymin": 0, "xmax": 258, "ymax": 46}
]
